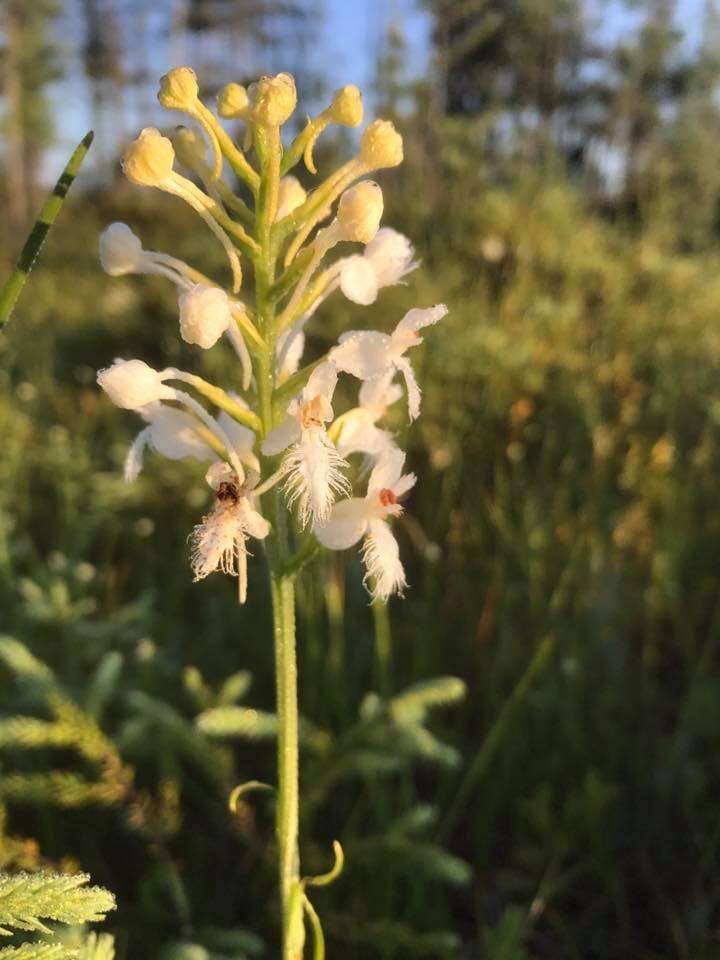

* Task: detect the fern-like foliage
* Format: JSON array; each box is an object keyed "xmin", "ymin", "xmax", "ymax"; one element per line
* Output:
[
  {"xmin": 0, "ymin": 873, "xmax": 115, "ymax": 960},
  {"xmin": 0, "ymin": 874, "xmax": 115, "ymax": 936}
]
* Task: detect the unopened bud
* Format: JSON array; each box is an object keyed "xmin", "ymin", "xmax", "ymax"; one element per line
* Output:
[
  {"xmin": 217, "ymin": 83, "xmax": 249, "ymax": 119},
  {"xmin": 97, "ymin": 359, "xmax": 171, "ymax": 410},
  {"xmin": 360, "ymin": 119, "xmax": 403, "ymax": 170},
  {"xmin": 122, "ymin": 127, "xmax": 175, "ymax": 187},
  {"xmin": 329, "ymin": 85, "xmax": 363, "ymax": 127},
  {"xmin": 178, "ymin": 284, "xmax": 232, "ymax": 349},
  {"xmin": 158, "ymin": 67, "xmax": 200, "ymax": 112},
  {"xmin": 99, "ymin": 223, "xmax": 145, "ymax": 276},
  {"xmin": 276, "ymin": 176, "xmax": 307, "ymax": 220},
  {"xmin": 173, "ymin": 126, "xmax": 208, "ymax": 170},
  {"xmin": 337, "ymin": 181, "xmax": 383, "ymax": 244},
  {"xmin": 249, "ymin": 72, "xmax": 297, "ymax": 126}
]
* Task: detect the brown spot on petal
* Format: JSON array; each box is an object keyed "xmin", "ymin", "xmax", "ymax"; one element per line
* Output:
[{"xmin": 379, "ymin": 488, "xmax": 397, "ymax": 507}]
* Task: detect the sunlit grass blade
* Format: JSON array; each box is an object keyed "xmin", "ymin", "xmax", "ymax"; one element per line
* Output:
[{"xmin": 0, "ymin": 131, "xmax": 94, "ymax": 327}]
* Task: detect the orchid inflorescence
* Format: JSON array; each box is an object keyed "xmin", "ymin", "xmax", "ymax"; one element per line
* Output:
[{"xmin": 97, "ymin": 66, "xmax": 446, "ymax": 604}]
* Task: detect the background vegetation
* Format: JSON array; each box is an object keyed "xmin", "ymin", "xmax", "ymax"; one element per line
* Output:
[{"xmin": 2, "ymin": 0, "xmax": 720, "ymax": 957}]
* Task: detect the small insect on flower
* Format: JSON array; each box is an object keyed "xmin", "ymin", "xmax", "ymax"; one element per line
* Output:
[{"xmin": 190, "ymin": 462, "xmax": 270, "ymax": 603}]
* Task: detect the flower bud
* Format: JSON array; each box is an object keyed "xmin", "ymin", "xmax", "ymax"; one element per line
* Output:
[
  {"xmin": 336, "ymin": 181, "xmax": 384, "ymax": 244},
  {"xmin": 173, "ymin": 126, "xmax": 208, "ymax": 170},
  {"xmin": 98, "ymin": 223, "xmax": 145, "ymax": 277},
  {"xmin": 158, "ymin": 67, "xmax": 199, "ymax": 112},
  {"xmin": 329, "ymin": 85, "xmax": 363, "ymax": 127},
  {"xmin": 97, "ymin": 359, "xmax": 171, "ymax": 410},
  {"xmin": 249, "ymin": 72, "xmax": 297, "ymax": 126},
  {"xmin": 276, "ymin": 176, "xmax": 307, "ymax": 221},
  {"xmin": 122, "ymin": 127, "xmax": 175, "ymax": 187},
  {"xmin": 360, "ymin": 119, "xmax": 404, "ymax": 170},
  {"xmin": 178, "ymin": 284, "xmax": 232, "ymax": 349},
  {"xmin": 217, "ymin": 82, "xmax": 249, "ymax": 119}
]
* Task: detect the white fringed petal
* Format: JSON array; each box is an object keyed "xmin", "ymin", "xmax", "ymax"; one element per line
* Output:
[
  {"xmin": 362, "ymin": 519, "xmax": 407, "ymax": 599},
  {"xmin": 280, "ymin": 426, "xmax": 350, "ymax": 527}
]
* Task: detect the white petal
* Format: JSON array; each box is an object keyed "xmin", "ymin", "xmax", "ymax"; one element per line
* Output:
[
  {"xmin": 393, "ymin": 471, "xmax": 417, "ymax": 498},
  {"xmin": 217, "ymin": 410, "xmax": 260, "ymax": 471},
  {"xmin": 149, "ymin": 406, "xmax": 214, "ymax": 461},
  {"xmin": 394, "ymin": 355, "xmax": 422, "ymax": 420},
  {"xmin": 365, "ymin": 228, "xmax": 418, "ymax": 287},
  {"xmin": 314, "ymin": 498, "xmax": 369, "ymax": 549},
  {"xmin": 243, "ymin": 505, "xmax": 271, "ymax": 540},
  {"xmin": 124, "ymin": 427, "xmax": 152, "ymax": 482},
  {"xmin": 368, "ymin": 446, "xmax": 406, "ymax": 496},
  {"xmin": 336, "ymin": 411, "xmax": 394, "ymax": 459},
  {"xmin": 331, "ymin": 331, "xmax": 392, "ymax": 380},
  {"xmin": 261, "ymin": 416, "xmax": 301, "ymax": 456},
  {"xmin": 359, "ymin": 371, "xmax": 403, "ymax": 412},
  {"xmin": 362, "ymin": 519, "xmax": 407, "ymax": 599},
  {"xmin": 304, "ymin": 361, "xmax": 338, "ymax": 404},
  {"xmin": 395, "ymin": 303, "xmax": 448, "ymax": 338},
  {"xmin": 340, "ymin": 255, "xmax": 379, "ymax": 305}
]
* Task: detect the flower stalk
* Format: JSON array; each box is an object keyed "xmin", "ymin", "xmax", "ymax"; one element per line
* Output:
[{"xmin": 96, "ymin": 64, "xmax": 446, "ymax": 959}]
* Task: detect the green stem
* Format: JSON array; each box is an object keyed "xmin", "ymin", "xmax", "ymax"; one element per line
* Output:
[
  {"xmin": 371, "ymin": 598, "xmax": 393, "ymax": 698},
  {"xmin": 271, "ymin": 572, "xmax": 301, "ymax": 960}
]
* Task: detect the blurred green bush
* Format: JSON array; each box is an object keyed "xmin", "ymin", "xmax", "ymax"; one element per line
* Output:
[{"xmin": 3, "ymin": 118, "xmax": 720, "ymax": 958}]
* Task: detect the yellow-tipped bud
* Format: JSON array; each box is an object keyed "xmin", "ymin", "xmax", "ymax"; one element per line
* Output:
[
  {"xmin": 158, "ymin": 67, "xmax": 200, "ymax": 112},
  {"xmin": 249, "ymin": 72, "xmax": 297, "ymax": 126},
  {"xmin": 122, "ymin": 127, "xmax": 176, "ymax": 187},
  {"xmin": 336, "ymin": 180, "xmax": 384, "ymax": 244},
  {"xmin": 276, "ymin": 176, "xmax": 307, "ymax": 221},
  {"xmin": 329, "ymin": 85, "xmax": 363, "ymax": 127},
  {"xmin": 360, "ymin": 119, "xmax": 404, "ymax": 170},
  {"xmin": 173, "ymin": 126, "xmax": 208, "ymax": 170},
  {"xmin": 217, "ymin": 82, "xmax": 250, "ymax": 119}
]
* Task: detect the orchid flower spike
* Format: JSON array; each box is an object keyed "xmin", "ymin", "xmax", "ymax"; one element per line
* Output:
[
  {"xmin": 331, "ymin": 304, "xmax": 448, "ymax": 420},
  {"xmin": 261, "ymin": 362, "xmax": 350, "ymax": 527},
  {"xmin": 339, "ymin": 228, "xmax": 419, "ymax": 306},
  {"xmin": 315, "ymin": 447, "xmax": 416, "ymax": 600},
  {"xmin": 333, "ymin": 371, "xmax": 403, "ymax": 459},
  {"xmin": 124, "ymin": 399, "xmax": 259, "ymax": 483},
  {"xmin": 190, "ymin": 462, "xmax": 270, "ymax": 603}
]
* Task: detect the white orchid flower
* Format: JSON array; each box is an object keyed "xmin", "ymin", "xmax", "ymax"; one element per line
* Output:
[
  {"xmin": 124, "ymin": 397, "xmax": 259, "ymax": 483},
  {"xmin": 333, "ymin": 371, "xmax": 403, "ymax": 459},
  {"xmin": 330, "ymin": 304, "xmax": 447, "ymax": 421},
  {"xmin": 338, "ymin": 228, "xmax": 418, "ymax": 306},
  {"xmin": 190, "ymin": 462, "xmax": 270, "ymax": 603},
  {"xmin": 314, "ymin": 447, "xmax": 416, "ymax": 600},
  {"xmin": 98, "ymin": 358, "xmax": 247, "ymax": 481},
  {"xmin": 261, "ymin": 361, "xmax": 350, "ymax": 527}
]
